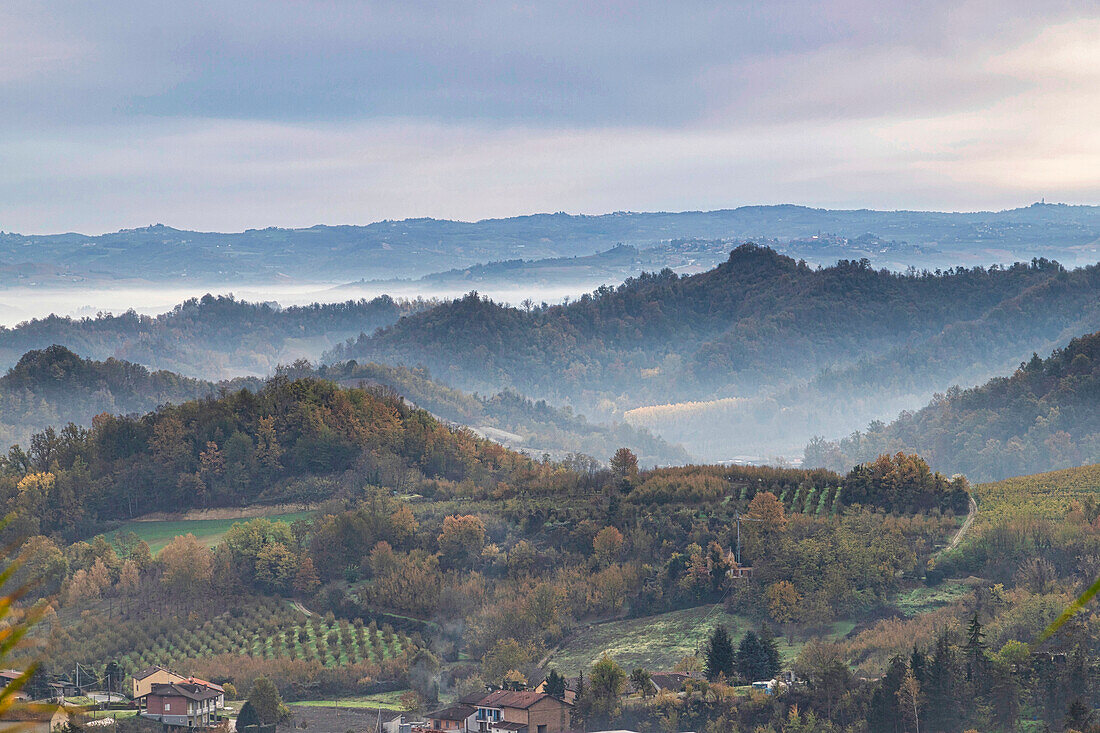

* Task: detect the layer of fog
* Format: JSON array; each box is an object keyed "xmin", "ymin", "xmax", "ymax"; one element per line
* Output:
[{"xmin": 0, "ymin": 281, "xmax": 607, "ymax": 328}]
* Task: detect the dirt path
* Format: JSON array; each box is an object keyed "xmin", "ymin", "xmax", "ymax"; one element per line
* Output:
[
  {"xmin": 290, "ymin": 601, "xmax": 314, "ymax": 617},
  {"xmin": 943, "ymin": 495, "xmax": 977, "ymax": 553}
]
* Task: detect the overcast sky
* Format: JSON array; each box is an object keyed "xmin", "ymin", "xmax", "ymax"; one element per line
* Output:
[{"xmin": 3, "ymin": 0, "xmax": 1100, "ymax": 233}]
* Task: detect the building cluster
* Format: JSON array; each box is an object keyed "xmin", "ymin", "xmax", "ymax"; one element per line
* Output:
[{"xmin": 384, "ymin": 689, "xmax": 573, "ymax": 733}]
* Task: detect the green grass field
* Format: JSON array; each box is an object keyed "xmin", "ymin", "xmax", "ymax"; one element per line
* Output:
[
  {"xmin": 545, "ymin": 605, "xmax": 853, "ymax": 675},
  {"xmin": 973, "ymin": 462, "xmax": 1100, "ymax": 526},
  {"xmin": 292, "ymin": 690, "xmax": 409, "ymax": 710},
  {"xmin": 892, "ymin": 580, "xmax": 972, "ymax": 617},
  {"xmin": 104, "ymin": 511, "xmax": 314, "ymax": 554}
]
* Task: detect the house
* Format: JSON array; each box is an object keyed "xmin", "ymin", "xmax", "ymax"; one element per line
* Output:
[
  {"xmin": 531, "ymin": 676, "xmax": 579, "ymax": 705},
  {"xmin": 185, "ymin": 676, "xmax": 225, "ymax": 709},
  {"xmin": 133, "ymin": 667, "xmax": 226, "ymax": 711},
  {"xmin": 141, "ymin": 682, "xmax": 222, "ymax": 728},
  {"xmin": 132, "ymin": 666, "xmax": 187, "ymax": 701},
  {"xmin": 0, "ymin": 705, "xmax": 71, "ymax": 732},
  {"xmin": 0, "ymin": 670, "xmax": 28, "ymax": 701},
  {"xmin": 414, "ymin": 703, "xmax": 477, "ymax": 732},
  {"xmin": 471, "ymin": 690, "xmax": 571, "ymax": 733},
  {"xmin": 46, "ymin": 680, "xmax": 82, "ymax": 699},
  {"xmin": 646, "ymin": 672, "xmax": 699, "ymax": 695},
  {"xmin": 382, "ymin": 712, "xmax": 423, "ymax": 733}
]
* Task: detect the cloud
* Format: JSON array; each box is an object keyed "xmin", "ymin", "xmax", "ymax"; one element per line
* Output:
[{"xmin": 2, "ymin": 2, "xmax": 1100, "ymax": 232}]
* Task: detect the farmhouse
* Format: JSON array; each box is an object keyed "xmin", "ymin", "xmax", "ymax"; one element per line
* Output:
[
  {"xmin": 0, "ymin": 670, "xmax": 28, "ymax": 701},
  {"xmin": 133, "ymin": 666, "xmax": 226, "ymax": 712},
  {"xmin": 141, "ymin": 681, "xmax": 222, "ymax": 729},
  {"xmin": 415, "ymin": 703, "xmax": 478, "ymax": 732},
  {"xmin": 132, "ymin": 665, "xmax": 188, "ymax": 701},
  {"xmin": 470, "ymin": 690, "xmax": 571, "ymax": 733},
  {"xmin": 0, "ymin": 705, "xmax": 71, "ymax": 733}
]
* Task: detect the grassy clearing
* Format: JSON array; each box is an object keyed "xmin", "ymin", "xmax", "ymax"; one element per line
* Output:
[
  {"xmin": 86, "ymin": 710, "xmax": 139, "ymax": 720},
  {"xmin": 546, "ymin": 605, "xmax": 851, "ymax": 675},
  {"xmin": 103, "ymin": 511, "xmax": 314, "ymax": 554},
  {"xmin": 892, "ymin": 580, "xmax": 972, "ymax": 617},
  {"xmin": 292, "ymin": 690, "xmax": 408, "ymax": 710}
]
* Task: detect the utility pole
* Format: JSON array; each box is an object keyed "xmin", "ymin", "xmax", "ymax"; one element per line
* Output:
[{"xmin": 733, "ymin": 512, "xmax": 762, "ymax": 567}]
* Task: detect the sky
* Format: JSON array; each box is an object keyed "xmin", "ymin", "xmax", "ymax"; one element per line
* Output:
[{"xmin": 2, "ymin": 0, "xmax": 1100, "ymax": 234}]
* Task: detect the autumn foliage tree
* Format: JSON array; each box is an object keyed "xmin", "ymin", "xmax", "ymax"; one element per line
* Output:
[{"xmin": 438, "ymin": 514, "xmax": 487, "ymax": 568}]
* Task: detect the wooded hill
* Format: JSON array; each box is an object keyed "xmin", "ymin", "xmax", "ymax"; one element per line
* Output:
[
  {"xmin": 805, "ymin": 330, "xmax": 1100, "ymax": 482},
  {"xmin": 0, "ymin": 376, "xmax": 549, "ymax": 538},
  {"xmin": 0, "ymin": 293, "xmax": 428, "ymax": 379},
  {"xmin": 0, "ymin": 344, "xmax": 689, "ymax": 471},
  {"xmin": 329, "ymin": 245, "xmax": 1100, "ymax": 456},
  {"xmin": 316, "ymin": 361, "xmax": 690, "ymax": 467},
  {"xmin": 0, "ymin": 345, "xmax": 260, "ymax": 451}
]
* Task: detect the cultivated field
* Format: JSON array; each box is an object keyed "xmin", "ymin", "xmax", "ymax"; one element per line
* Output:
[{"xmin": 55, "ymin": 598, "xmax": 414, "ymax": 680}]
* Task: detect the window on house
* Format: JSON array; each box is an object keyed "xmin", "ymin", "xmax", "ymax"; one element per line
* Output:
[{"xmin": 164, "ymin": 703, "xmax": 171, "ymax": 712}]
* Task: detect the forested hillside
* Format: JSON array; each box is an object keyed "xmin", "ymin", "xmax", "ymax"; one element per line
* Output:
[
  {"xmin": 805, "ymin": 331, "xmax": 1100, "ymax": 482},
  {"xmin": 0, "ymin": 294, "xmax": 428, "ymax": 379},
  {"xmin": 0, "ymin": 345, "xmax": 259, "ymax": 450},
  {"xmin": 317, "ymin": 361, "xmax": 690, "ymax": 466},
  {"xmin": 330, "ymin": 245, "xmax": 1100, "ymax": 456},
  {"xmin": 0, "ymin": 377, "xmax": 550, "ymax": 538}
]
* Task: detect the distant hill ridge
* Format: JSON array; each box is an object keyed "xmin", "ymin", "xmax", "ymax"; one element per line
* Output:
[
  {"xmin": 0, "ymin": 345, "xmax": 255, "ymax": 449},
  {"xmin": 5, "ymin": 202, "xmax": 1100, "ymax": 283},
  {"xmin": 806, "ymin": 330, "xmax": 1100, "ymax": 481}
]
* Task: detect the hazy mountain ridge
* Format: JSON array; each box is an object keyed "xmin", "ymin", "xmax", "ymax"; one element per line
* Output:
[
  {"xmin": 0, "ymin": 293, "xmax": 429, "ymax": 379},
  {"xmin": 328, "ymin": 246, "xmax": 1079, "ymax": 397},
  {"xmin": 329, "ymin": 246, "xmax": 1100, "ymax": 459},
  {"xmin": 6, "ymin": 203, "xmax": 1100, "ymax": 286}
]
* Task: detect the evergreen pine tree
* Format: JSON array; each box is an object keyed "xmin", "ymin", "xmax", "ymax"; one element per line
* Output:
[
  {"xmin": 910, "ymin": 645, "xmax": 926, "ymax": 683},
  {"xmin": 737, "ymin": 631, "xmax": 772, "ymax": 682},
  {"xmin": 868, "ymin": 655, "xmax": 908, "ymax": 733},
  {"xmin": 704, "ymin": 625, "xmax": 735, "ymax": 681},
  {"xmin": 923, "ymin": 631, "xmax": 964, "ymax": 732},
  {"xmin": 236, "ymin": 700, "xmax": 260, "ymax": 730},
  {"xmin": 963, "ymin": 614, "xmax": 987, "ymax": 687},
  {"xmin": 544, "ymin": 669, "xmax": 566, "ymax": 699},
  {"xmin": 759, "ymin": 625, "xmax": 781, "ymax": 679}
]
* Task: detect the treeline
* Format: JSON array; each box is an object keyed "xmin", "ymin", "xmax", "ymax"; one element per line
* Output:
[
  {"xmin": 0, "ymin": 377, "xmax": 548, "ymax": 538},
  {"xmin": 626, "ymin": 454, "xmax": 966, "ymax": 516},
  {"xmin": 806, "ymin": 330, "xmax": 1100, "ymax": 482},
  {"xmin": 328, "ymin": 245, "xmax": 1083, "ymax": 413},
  {"xmin": 0, "ymin": 293, "xmax": 430, "ymax": 379},
  {"xmin": 0, "ymin": 345, "xmax": 261, "ymax": 450}
]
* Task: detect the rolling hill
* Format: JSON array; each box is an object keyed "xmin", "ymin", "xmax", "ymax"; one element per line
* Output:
[
  {"xmin": 0, "ymin": 293, "xmax": 426, "ymax": 379},
  {"xmin": 805, "ymin": 331, "xmax": 1100, "ymax": 482},
  {"xmin": 0, "ymin": 345, "xmax": 258, "ymax": 450},
  {"xmin": 329, "ymin": 245, "xmax": 1100, "ymax": 457}
]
